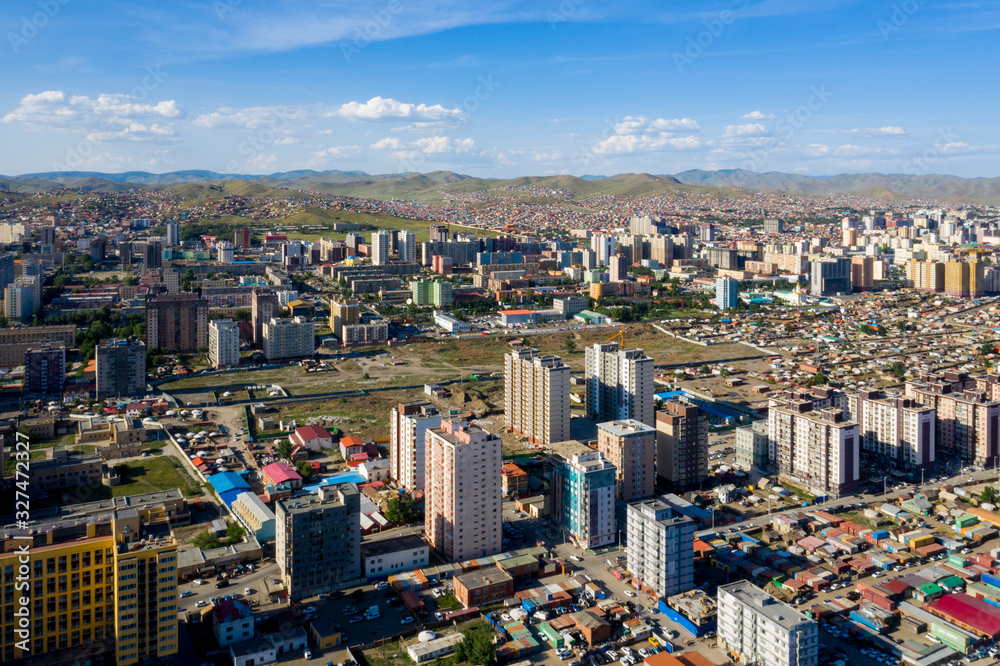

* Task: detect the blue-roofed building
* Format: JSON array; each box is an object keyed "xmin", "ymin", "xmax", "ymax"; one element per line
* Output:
[{"xmin": 209, "ymin": 472, "xmax": 252, "ymax": 508}]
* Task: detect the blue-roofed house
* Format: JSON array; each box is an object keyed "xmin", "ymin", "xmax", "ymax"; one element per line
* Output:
[{"xmin": 209, "ymin": 472, "xmax": 252, "ymax": 508}]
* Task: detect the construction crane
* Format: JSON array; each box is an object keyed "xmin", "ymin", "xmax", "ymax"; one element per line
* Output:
[{"xmin": 603, "ymin": 326, "xmax": 626, "ymax": 347}]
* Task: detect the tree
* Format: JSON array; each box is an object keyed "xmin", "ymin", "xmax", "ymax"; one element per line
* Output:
[
  {"xmin": 980, "ymin": 343, "xmax": 996, "ymax": 356},
  {"xmin": 812, "ymin": 372, "xmax": 830, "ymax": 385},
  {"xmin": 384, "ymin": 496, "xmax": 421, "ymax": 525},
  {"xmin": 223, "ymin": 522, "xmax": 246, "ymax": 545},
  {"xmin": 192, "ymin": 530, "xmax": 221, "ymax": 550},
  {"xmin": 276, "ymin": 439, "xmax": 292, "ymax": 460},
  {"xmin": 894, "ymin": 320, "xmax": 907, "ymax": 331},
  {"xmin": 454, "ymin": 630, "xmax": 497, "ymax": 666},
  {"xmin": 563, "ymin": 338, "xmax": 577, "ymax": 355},
  {"xmin": 982, "ymin": 485, "xmax": 997, "ymax": 505},
  {"xmin": 889, "ymin": 361, "xmax": 907, "ymax": 379},
  {"xmin": 295, "ymin": 460, "xmax": 313, "ymax": 479}
]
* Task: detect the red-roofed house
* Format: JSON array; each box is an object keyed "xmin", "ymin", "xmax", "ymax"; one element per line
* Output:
[
  {"xmin": 926, "ymin": 592, "xmax": 1000, "ymax": 638},
  {"xmin": 261, "ymin": 462, "xmax": 303, "ymax": 502},
  {"xmin": 290, "ymin": 425, "xmax": 332, "ymax": 451},
  {"xmin": 212, "ymin": 598, "xmax": 254, "ymax": 646}
]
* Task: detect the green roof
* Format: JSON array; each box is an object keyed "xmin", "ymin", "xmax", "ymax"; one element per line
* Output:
[
  {"xmin": 939, "ymin": 575, "xmax": 965, "ymax": 589},
  {"xmin": 919, "ymin": 583, "xmax": 943, "ymax": 595}
]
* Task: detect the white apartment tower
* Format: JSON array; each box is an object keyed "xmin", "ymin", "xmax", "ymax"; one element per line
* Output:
[
  {"xmin": 585, "ymin": 341, "xmax": 655, "ymax": 427},
  {"xmin": 398, "ymin": 230, "xmax": 417, "ymax": 263},
  {"xmin": 718, "ymin": 581, "xmax": 819, "ymax": 666},
  {"xmin": 208, "ymin": 319, "xmax": 240, "ymax": 369},
  {"xmin": 844, "ymin": 389, "xmax": 935, "ymax": 472},
  {"xmin": 371, "ymin": 230, "xmax": 392, "ymax": 266},
  {"xmin": 425, "ymin": 419, "xmax": 502, "ymax": 562},
  {"xmin": 591, "ymin": 233, "xmax": 614, "ymax": 266},
  {"xmin": 389, "ymin": 400, "xmax": 442, "ymax": 491},
  {"xmin": 504, "ymin": 348, "xmax": 571, "ymax": 445},
  {"xmin": 767, "ymin": 391, "xmax": 860, "ymax": 499},
  {"xmin": 625, "ymin": 498, "xmax": 695, "ymax": 599}
]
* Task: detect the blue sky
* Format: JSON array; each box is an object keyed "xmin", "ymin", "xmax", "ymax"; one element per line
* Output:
[{"xmin": 2, "ymin": 0, "xmax": 999, "ymax": 178}]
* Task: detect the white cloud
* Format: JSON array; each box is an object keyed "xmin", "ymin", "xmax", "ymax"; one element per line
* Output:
[
  {"xmin": 532, "ymin": 152, "xmax": 562, "ymax": 162},
  {"xmin": 413, "ymin": 136, "xmax": 476, "ymax": 154},
  {"xmin": 592, "ymin": 134, "xmax": 704, "ymax": 155},
  {"xmin": 614, "ymin": 116, "xmax": 699, "ymax": 134},
  {"xmin": 805, "ymin": 143, "xmax": 885, "ymax": 157},
  {"xmin": 85, "ymin": 122, "xmax": 178, "ymax": 143},
  {"xmin": 724, "ymin": 123, "xmax": 769, "ymax": 138},
  {"xmin": 273, "ymin": 137, "xmax": 299, "ymax": 145},
  {"xmin": 371, "ymin": 137, "xmax": 402, "ymax": 150},
  {"xmin": 2, "ymin": 91, "xmax": 182, "ymax": 127},
  {"xmin": 845, "ymin": 126, "xmax": 909, "ymax": 138},
  {"xmin": 192, "ymin": 106, "xmax": 299, "ymax": 129},
  {"xmin": 740, "ymin": 111, "xmax": 776, "ymax": 120},
  {"xmin": 313, "ymin": 145, "xmax": 361, "ymax": 158},
  {"xmin": 333, "ymin": 96, "xmax": 465, "ymax": 123}
]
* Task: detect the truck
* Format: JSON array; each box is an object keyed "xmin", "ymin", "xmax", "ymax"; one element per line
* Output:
[{"xmin": 365, "ymin": 605, "xmax": 380, "ymax": 619}]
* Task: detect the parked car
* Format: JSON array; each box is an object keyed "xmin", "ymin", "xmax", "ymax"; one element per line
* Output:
[{"xmin": 180, "ymin": 590, "xmax": 195, "ymax": 598}]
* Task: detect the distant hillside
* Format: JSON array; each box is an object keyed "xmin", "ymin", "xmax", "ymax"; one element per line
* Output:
[
  {"xmin": 671, "ymin": 169, "xmax": 1000, "ymax": 204},
  {"xmin": 9, "ymin": 168, "xmax": 1000, "ymax": 204}
]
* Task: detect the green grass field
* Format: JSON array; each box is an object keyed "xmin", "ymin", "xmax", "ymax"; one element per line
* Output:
[{"xmin": 111, "ymin": 457, "xmax": 201, "ymax": 497}]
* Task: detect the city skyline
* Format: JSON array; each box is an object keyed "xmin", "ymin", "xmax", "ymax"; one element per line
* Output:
[{"xmin": 1, "ymin": 1, "xmax": 998, "ymax": 177}]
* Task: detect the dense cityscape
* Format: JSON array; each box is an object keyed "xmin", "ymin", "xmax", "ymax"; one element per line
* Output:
[{"xmin": 2, "ymin": 177, "xmax": 1000, "ymax": 666}]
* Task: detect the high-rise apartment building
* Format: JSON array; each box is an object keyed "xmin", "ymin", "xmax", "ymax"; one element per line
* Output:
[
  {"xmin": 411, "ymin": 279, "xmax": 454, "ymax": 307},
  {"xmin": 95, "ymin": 339, "xmax": 146, "ymax": 400},
  {"xmin": 597, "ymin": 419, "xmax": 656, "ymax": 502},
  {"xmin": 718, "ymin": 582, "xmax": 819, "ymax": 666},
  {"xmin": 146, "ymin": 293, "xmax": 208, "ymax": 352},
  {"xmin": 906, "ymin": 372, "xmax": 1000, "ymax": 467},
  {"xmin": 715, "ymin": 277, "xmax": 738, "ymax": 310},
  {"xmin": 907, "ymin": 259, "xmax": 945, "ymax": 292},
  {"xmin": 425, "ymin": 419, "xmax": 502, "ymax": 562},
  {"xmin": 767, "ymin": 391, "xmax": 860, "ymax": 498},
  {"xmin": 371, "ymin": 230, "xmax": 391, "ymax": 266},
  {"xmin": 398, "ymin": 230, "xmax": 417, "ymax": 263},
  {"xmin": 0, "ymin": 494, "xmax": 180, "ymax": 665},
  {"xmin": 165, "ymin": 221, "xmax": 180, "ymax": 247},
  {"xmin": 609, "ymin": 254, "xmax": 628, "ymax": 281},
  {"xmin": 217, "ymin": 240, "xmax": 235, "ymax": 264},
  {"xmin": 850, "ymin": 256, "xmax": 874, "ymax": 292},
  {"xmin": 735, "ymin": 420, "xmax": 769, "ymax": 471},
  {"xmin": 140, "ymin": 240, "xmax": 162, "ymax": 269},
  {"xmin": 0, "ymin": 254, "xmax": 14, "ymax": 292},
  {"xmin": 25, "ymin": 343, "xmax": 65, "ymax": 395},
  {"xmin": 810, "ymin": 257, "xmax": 851, "ymax": 296},
  {"xmin": 584, "ymin": 342, "xmax": 654, "ymax": 427},
  {"xmin": 389, "ymin": 400, "xmax": 442, "ymax": 491},
  {"xmin": 655, "ymin": 401, "xmax": 708, "ymax": 492},
  {"xmin": 546, "ymin": 440, "xmax": 616, "ymax": 549},
  {"xmin": 234, "ymin": 228, "xmax": 251, "ymax": 248},
  {"xmin": 764, "ymin": 218, "xmax": 785, "ymax": 233},
  {"xmin": 844, "ymin": 389, "xmax": 935, "ymax": 472},
  {"xmin": 944, "ymin": 260, "xmax": 984, "ymax": 298},
  {"xmin": 251, "ymin": 287, "xmax": 279, "ymax": 348},
  {"xmin": 262, "ymin": 317, "xmax": 315, "ymax": 361},
  {"xmin": 429, "ymin": 224, "xmax": 449, "ymax": 243},
  {"xmin": 275, "ymin": 484, "xmax": 363, "ymax": 600},
  {"xmin": 626, "ymin": 498, "xmax": 695, "ymax": 600},
  {"xmin": 504, "ymin": 348, "xmax": 571, "ymax": 445},
  {"xmin": 4, "ymin": 276, "xmax": 41, "ymax": 322},
  {"xmin": 208, "ymin": 319, "xmax": 240, "ymax": 369},
  {"xmin": 328, "ymin": 295, "xmax": 360, "ymax": 339},
  {"xmin": 591, "ymin": 233, "xmax": 614, "ymax": 266}
]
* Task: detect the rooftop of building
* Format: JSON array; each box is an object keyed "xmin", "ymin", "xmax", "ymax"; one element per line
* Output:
[
  {"xmin": 597, "ymin": 419, "xmax": 655, "ymax": 437},
  {"xmin": 719, "ymin": 581, "xmax": 810, "ymax": 629},
  {"xmin": 361, "ymin": 532, "xmax": 427, "ymax": 558},
  {"xmin": 455, "ymin": 566, "xmax": 514, "ymax": 590}
]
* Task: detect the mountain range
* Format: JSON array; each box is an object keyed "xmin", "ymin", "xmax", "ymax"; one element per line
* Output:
[{"xmin": 2, "ymin": 168, "xmax": 1000, "ymax": 205}]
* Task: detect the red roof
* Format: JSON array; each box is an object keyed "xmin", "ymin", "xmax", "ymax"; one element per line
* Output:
[
  {"xmin": 340, "ymin": 435, "xmax": 363, "ymax": 448},
  {"xmin": 262, "ymin": 461, "xmax": 302, "ymax": 485},
  {"xmin": 294, "ymin": 425, "xmax": 331, "ymax": 441},
  {"xmin": 927, "ymin": 593, "xmax": 1000, "ymax": 637}
]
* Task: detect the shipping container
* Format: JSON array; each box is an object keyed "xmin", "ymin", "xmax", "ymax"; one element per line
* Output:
[{"xmin": 850, "ymin": 611, "xmax": 887, "ymax": 634}]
